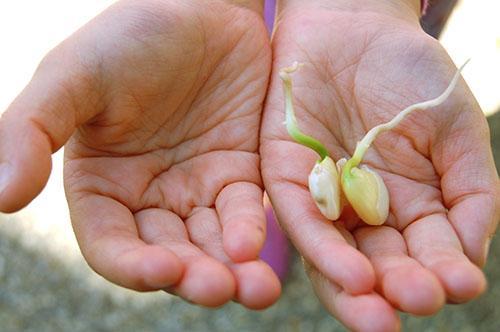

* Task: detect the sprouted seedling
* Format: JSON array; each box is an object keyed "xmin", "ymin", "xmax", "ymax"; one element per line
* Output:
[{"xmin": 280, "ymin": 60, "xmax": 468, "ymax": 225}]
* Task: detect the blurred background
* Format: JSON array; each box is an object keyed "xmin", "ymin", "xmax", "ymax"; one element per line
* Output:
[{"xmin": 0, "ymin": 0, "xmax": 499, "ymax": 331}]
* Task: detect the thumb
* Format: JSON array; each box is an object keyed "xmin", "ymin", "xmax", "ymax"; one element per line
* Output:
[{"xmin": 0, "ymin": 48, "xmax": 101, "ymax": 212}]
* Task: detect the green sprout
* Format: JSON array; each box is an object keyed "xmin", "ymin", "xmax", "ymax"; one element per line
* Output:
[{"xmin": 280, "ymin": 60, "xmax": 469, "ymax": 225}]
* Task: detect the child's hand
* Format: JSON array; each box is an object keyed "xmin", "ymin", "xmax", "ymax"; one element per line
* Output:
[
  {"xmin": 261, "ymin": 0, "xmax": 499, "ymax": 329},
  {"xmin": 0, "ymin": 0, "xmax": 280, "ymax": 309}
]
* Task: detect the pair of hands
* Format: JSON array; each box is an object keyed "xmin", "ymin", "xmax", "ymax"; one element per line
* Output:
[{"xmin": 1, "ymin": 0, "xmax": 498, "ymax": 330}]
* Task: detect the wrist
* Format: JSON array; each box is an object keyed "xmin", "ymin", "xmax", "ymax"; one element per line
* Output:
[
  {"xmin": 279, "ymin": 0, "xmax": 422, "ymax": 23},
  {"xmin": 223, "ymin": 0, "xmax": 265, "ymax": 14}
]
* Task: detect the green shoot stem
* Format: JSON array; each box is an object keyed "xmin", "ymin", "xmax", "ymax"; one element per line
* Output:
[
  {"xmin": 280, "ymin": 62, "xmax": 329, "ymax": 161},
  {"xmin": 346, "ymin": 59, "xmax": 469, "ymax": 173}
]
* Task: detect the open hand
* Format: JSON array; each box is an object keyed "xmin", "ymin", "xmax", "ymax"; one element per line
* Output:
[
  {"xmin": 0, "ymin": 0, "xmax": 280, "ymax": 309},
  {"xmin": 261, "ymin": 0, "xmax": 499, "ymax": 329}
]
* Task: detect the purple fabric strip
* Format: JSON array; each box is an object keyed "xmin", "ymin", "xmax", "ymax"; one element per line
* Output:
[
  {"xmin": 264, "ymin": 0, "xmax": 276, "ymax": 33},
  {"xmin": 260, "ymin": 206, "xmax": 290, "ymax": 281}
]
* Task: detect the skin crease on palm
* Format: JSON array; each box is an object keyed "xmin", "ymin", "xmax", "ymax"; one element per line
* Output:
[
  {"xmin": 261, "ymin": 0, "xmax": 499, "ymax": 331},
  {"xmin": 0, "ymin": 0, "xmax": 282, "ymax": 309}
]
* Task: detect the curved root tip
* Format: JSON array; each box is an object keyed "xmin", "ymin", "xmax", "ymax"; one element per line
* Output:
[{"xmin": 279, "ymin": 61, "xmax": 304, "ymax": 80}]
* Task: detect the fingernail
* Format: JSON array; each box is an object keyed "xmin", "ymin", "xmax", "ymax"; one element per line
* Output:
[
  {"xmin": 0, "ymin": 162, "xmax": 13, "ymax": 194},
  {"xmin": 484, "ymin": 237, "xmax": 492, "ymax": 261}
]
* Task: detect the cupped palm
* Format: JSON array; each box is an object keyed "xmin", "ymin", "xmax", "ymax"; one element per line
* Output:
[
  {"xmin": 0, "ymin": 0, "xmax": 280, "ymax": 309},
  {"xmin": 261, "ymin": 5, "xmax": 498, "ymax": 329}
]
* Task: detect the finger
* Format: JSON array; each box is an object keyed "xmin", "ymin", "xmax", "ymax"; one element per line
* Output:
[
  {"xmin": 216, "ymin": 182, "xmax": 266, "ymax": 262},
  {"xmin": 229, "ymin": 261, "xmax": 281, "ymax": 310},
  {"xmin": 69, "ymin": 194, "xmax": 183, "ymax": 291},
  {"xmin": 274, "ymin": 181, "xmax": 374, "ymax": 294},
  {"xmin": 404, "ymin": 213, "xmax": 487, "ymax": 303},
  {"xmin": 432, "ymin": 99, "xmax": 500, "ymax": 266},
  {"xmin": 305, "ymin": 260, "xmax": 400, "ymax": 332},
  {"xmin": 263, "ymin": 141, "xmax": 375, "ymax": 295},
  {"xmin": 447, "ymin": 193, "xmax": 499, "ymax": 266},
  {"xmin": 0, "ymin": 47, "xmax": 100, "ymax": 212},
  {"xmin": 355, "ymin": 226, "xmax": 445, "ymax": 315},
  {"xmin": 185, "ymin": 207, "xmax": 281, "ymax": 309},
  {"xmin": 135, "ymin": 208, "xmax": 236, "ymax": 307}
]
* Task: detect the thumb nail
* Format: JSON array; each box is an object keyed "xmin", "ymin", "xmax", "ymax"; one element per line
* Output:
[
  {"xmin": 484, "ymin": 237, "xmax": 492, "ymax": 262},
  {"xmin": 0, "ymin": 162, "xmax": 13, "ymax": 194}
]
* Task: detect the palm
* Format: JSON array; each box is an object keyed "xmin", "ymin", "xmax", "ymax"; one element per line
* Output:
[
  {"xmin": 262, "ymin": 6, "xmax": 498, "ymax": 329},
  {"xmin": 266, "ymin": 11, "xmax": 463, "ymax": 231},
  {"xmin": 2, "ymin": 1, "xmax": 279, "ymax": 309}
]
